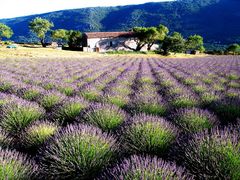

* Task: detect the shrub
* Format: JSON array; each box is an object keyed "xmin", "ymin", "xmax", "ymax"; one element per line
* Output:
[
  {"xmin": 180, "ymin": 128, "xmax": 240, "ymax": 179},
  {"xmin": 182, "ymin": 78, "xmax": 196, "ymax": 86},
  {"xmin": 83, "ymin": 103, "xmax": 126, "ymax": 131},
  {"xmin": 0, "ymin": 128, "xmax": 12, "ymax": 148},
  {"xmin": 0, "ymin": 93, "xmax": 9, "ymax": 107},
  {"xmin": 21, "ymin": 121, "xmax": 59, "ymax": 151},
  {"xmin": 131, "ymin": 95, "xmax": 167, "ymax": 116},
  {"xmin": 227, "ymin": 73, "xmax": 239, "ymax": 80},
  {"xmin": 168, "ymin": 86, "xmax": 184, "ymax": 96},
  {"xmin": 228, "ymin": 81, "xmax": 240, "ymax": 88},
  {"xmin": 0, "ymin": 148, "xmax": 37, "ymax": 179},
  {"xmin": 80, "ymin": 91, "xmax": 100, "ymax": 101},
  {"xmin": 42, "ymin": 82, "xmax": 55, "ymax": 90},
  {"xmin": 39, "ymin": 124, "xmax": 118, "ymax": 179},
  {"xmin": 39, "ymin": 91, "xmax": 65, "ymax": 110},
  {"xmin": 121, "ymin": 114, "xmax": 178, "ymax": 155},
  {"xmin": 0, "ymin": 81, "xmax": 12, "ymax": 93},
  {"xmin": 212, "ymin": 98, "xmax": 240, "ymax": 123},
  {"xmin": 202, "ymin": 78, "xmax": 213, "ymax": 84},
  {"xmin": 0, "ymin": 101, "xmax": 45, "ymax": 135},
  {"xmin": 109, "ymin": 86, "xmax": 132, "ymax": 96},
  {"xmin": 100, "ymin": 155, "xmax": 191, "ymax": 179},
  {"xmin": 200, "ymin": 92, "xmax": 221, "ymax": 106},
  {"xmin": 54, "ymin": 97, "xmax": 88, "ymax": 124},
  {"xmin": 102, "ymin": 94, "xmax": 129, "ymax": 108},
  {"xmin": 133, "ymin": 101, "xmax": 167, "ymax": 116},
  {"xmin": 59, "ymin": 86, "xmax": 75, "ymax": 96},
  {"xmin": 22, "ymin": 87, "xmax": 42, "ymax": 101},
  {"xmin": 171, "ymin": 94, "xmax": 198, "ymax": 108},
  {"xmin": 79, "ymin": 85, "xmax": 102, "ymax": 101},
  {"xmin": 172, "ymin": 108, "xmax": 218, "ymax": 133},
  {"xmin": 192, "ymin": 84, "xmax": 207, "ymax": 94},
  {"xmin": 160, "ymin": 80, "xmax": 174, "ymax": 88}
]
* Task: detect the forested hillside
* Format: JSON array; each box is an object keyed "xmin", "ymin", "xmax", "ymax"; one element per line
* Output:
[{"xmin": 0, "ymin": 0, "xmax": 239, "ymax": 44}]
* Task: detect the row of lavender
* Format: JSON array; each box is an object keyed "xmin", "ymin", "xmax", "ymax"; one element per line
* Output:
[{"xmin": 0, "ymin": 56, "xmax": 239, "ymax": 179}]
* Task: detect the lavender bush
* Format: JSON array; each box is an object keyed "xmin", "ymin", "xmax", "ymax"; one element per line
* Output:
[
  {"xmin": 82, "ymin": 103, "xmax": 127, "ymax": 131},
  {"xmin": 39, "ymin": 91, "xmax": 65, "ymax": 111},
  {"xmin": 0, "ymin": 148, "xmax": 37, "ymax": 179},
  {"xmin": 180, "ymin": 127, "xmax": 240, "ymax": 179},
  {"xmin": 39, "ymin": 124, "xmax": 118, "ymax": 179},
  {"xmin": 54, "ymin": 97, "xmax": 88, "ymax": 124},
  {"xmin": 0, "ymin": 128, "xmax": 12, "ymax": 148},
  {"xmin": 121, "ymin": 114, "xmax": 178, "ymax": 155},
  {"xmin": 172, "ymin": 108, "xmax": 218, "ymax": 133},
  {"xmin": 0, "ymin": 100, "xmax": 45, "ymax": 135},
  {"xmin": 21, "ymin": 121, "xmax": 59, "ymax": 151},
  {"xmin": 100, "ymin": 155, "xmax": 191, "ymax": 179}
]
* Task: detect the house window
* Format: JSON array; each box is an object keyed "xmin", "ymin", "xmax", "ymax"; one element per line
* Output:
[{"xmin": 109, "ymin": 41, "xmax": 113, "ymax": 47}]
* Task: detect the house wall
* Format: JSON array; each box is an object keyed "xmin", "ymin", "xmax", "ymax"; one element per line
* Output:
[{"xmin": 84, "ymin": 37, "xmax": 159, "ymax": 52}]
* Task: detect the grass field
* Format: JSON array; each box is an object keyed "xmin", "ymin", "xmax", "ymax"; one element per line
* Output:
[{"xmin": 0, "ymin": 50, "xmax": 239, "ymax": 179}]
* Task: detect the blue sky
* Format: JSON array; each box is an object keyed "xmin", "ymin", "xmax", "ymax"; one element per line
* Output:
[{"xmin": 1, "ymin": 0, "xmax": 172, "ymax": 19}]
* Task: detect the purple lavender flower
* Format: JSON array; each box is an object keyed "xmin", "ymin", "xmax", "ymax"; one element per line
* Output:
[
  {"xmin": 100, "ymin": 155, "xmax": 192, "ymax": 179},
  {"xmin": 39, "ymin": 123, "xmax": 118, "ymax": 179},
  {"xmin": 39, "ymin": 90, "xmax": 66, "ymax": 111},
  {"xmin": 0, "ymin": 99, "xmax": 45, "ymax": 135},
  {"xmin": 54, "ymin": 96, "xmax": 89, "ymax": 124},
  {"xmin": 82, "ymin": 103, "xmax": 127, "ymax": 131},
  {"xmin": 121, "ymin": 114, "xmax": 178, "ymax": 155},
  {"xmin": 21, "ymin": 120, "xmax": 59, "ymax": 151},
  {"xmin": 171, "ymin": 108, "xmax": 219, "ymax": 133},
  {"xmin": 180, "ymin": 127, "xmax": 240, "ymax": 179},
  {"xmin": 0, "ymin": 148, "xmax": 38, "ymax": 179},
  {"xmin": 0, "ymin": 127, "xmax": 13, "ymax": 148}
]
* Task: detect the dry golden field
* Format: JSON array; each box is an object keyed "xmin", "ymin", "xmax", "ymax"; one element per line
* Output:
[{"xmin": 0, "ymin": 46, "xmax": 207, "ymax": 59}]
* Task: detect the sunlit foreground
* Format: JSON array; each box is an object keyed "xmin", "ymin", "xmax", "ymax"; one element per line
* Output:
[{"xmin": 0, "ymin": 52, "xmax": 239, "ymax": 179}]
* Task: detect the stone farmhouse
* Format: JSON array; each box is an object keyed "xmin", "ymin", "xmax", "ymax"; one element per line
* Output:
[{"xmin": 82, "ymin": 32, "xmax": 158, "ymax": 52}]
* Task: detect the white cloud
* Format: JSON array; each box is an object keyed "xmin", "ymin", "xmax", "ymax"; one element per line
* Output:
[{"xmin": 0, "ymin": 0, "xmax": 172, "ymax": 19}]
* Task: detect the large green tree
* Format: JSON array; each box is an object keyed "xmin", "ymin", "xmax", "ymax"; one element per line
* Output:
[
  {"xmin": 51, "ymin": 29, "xmax": 69, "ymax": 44},
  {"xmin": 51, "ymin": 29, "xmax": 82, "ymax": 48},
  {"xmin": 185, "ymin": 34, "xmax": 205, "ymax": 52},
  {"xmin": 0, "ymin": 23, "xmax": 13, "ymax": 42},
  {"xmin": 145, "ymin": 25, "xmax": 169, "ymax": 51},
  {"xmin": 131, "ymin": 27, "xmax": 149, "ymax": 51},
  {"xmin": 124, "ymin": 24, "xmax": 169, "ymax": 51},
  {"xmin": 67, "ymin": 30, "xmax": 82, "ymax": 48},
  {"xmin": 226, "ymin": 44, "xmax": 240, "ymax": 55},
  {"xmin": 29, "ymin": 17, "xmax": 54, "ymax": 47},
  {"xmin": 161, "ymin": 32, "xmax": 185, "ymax": 55}
]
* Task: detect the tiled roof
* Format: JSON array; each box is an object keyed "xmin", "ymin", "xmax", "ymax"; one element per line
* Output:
[{"xmin": 84, "ymin": 32, "xmax": 136, "ymax": 38}]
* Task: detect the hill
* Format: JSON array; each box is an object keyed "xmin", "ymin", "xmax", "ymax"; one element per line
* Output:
[{"xmin": 0, "ymin": 0, "xmax": 239, "ymax": 44}]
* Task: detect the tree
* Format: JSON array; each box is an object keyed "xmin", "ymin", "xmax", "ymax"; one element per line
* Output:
[
  {"xmin": 226, "ymin": 44, "xmax": 240, "ymax": 55},
  {"xmin": 67, "ymin": 30, "xmax": 82, "ymax": 48},
  {"xmin": 29, "ymin": 17, "xmax": 54, "ymax": 47},
  {"xmin": 146, "ymin": 25, "xmax": 169, "ymax": 51},
  {"xmin": 145, "ymin": 27, "xmax": 159, "ymax": 51},
  {"xmin": 123, "ymin": 25, "xmax": 169, "ymax": 51},
  {"xmin": 131, "ymin": 27, "xmax": 149, "ymax": 51},
  {"xmin": 0, "ymin": 23, "xmax": 13, "ymax": 42},
  {"xmin": 185, "ymin": 34, "xmax": 205, "ymax": 52},
  {"xmin": 161, "ymin": 32, "xmax": 185, "ymax": 55},
  {"xmin": 52, "ymin": 29, "xmax": 82, "ymax": 48},
  {"xmin": 51, "ymin": 29, "xmax": 68, "ymax": 45}
]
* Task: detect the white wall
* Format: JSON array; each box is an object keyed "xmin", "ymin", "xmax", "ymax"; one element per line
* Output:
[{"xmin": 85, "ymin": 37, "xmax": 159, "ymax": 52}]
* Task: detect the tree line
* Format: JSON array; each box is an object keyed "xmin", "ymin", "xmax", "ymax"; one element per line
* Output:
[
  {"xmin": 0, "ymin": 17, "xmax": 82, "ymax": 48},
  {"xmin": 129, "ymin": 27, "xmax": 205, "ymax": 55}
]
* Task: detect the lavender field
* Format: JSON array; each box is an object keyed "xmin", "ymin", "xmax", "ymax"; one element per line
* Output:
[{"xmin": 0, "ymin": 55, "xmax": 239, "ymax": 179}]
